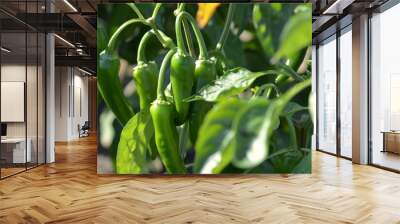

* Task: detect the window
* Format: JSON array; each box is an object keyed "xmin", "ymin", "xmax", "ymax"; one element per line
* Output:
[
  {"xmin": 370, "ymin": 3, "xmax": 400, "ymax": 171},
  {"xmin": 339, "ymin": 26, "xmax": 352, "ymax": 158},
  {"xmin": 0, "ymin": 1, "xmax": 46, "ymax": 179},
  {"xmin": 317, "ymin": 35, "xmax": 337, "ymax": 154}
]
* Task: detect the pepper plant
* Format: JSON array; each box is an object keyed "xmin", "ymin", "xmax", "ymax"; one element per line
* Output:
[{"xmin": 98, "ymin": 3, "xmax": 313, "ymax": 174}]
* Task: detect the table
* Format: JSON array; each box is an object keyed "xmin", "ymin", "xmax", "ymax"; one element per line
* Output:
[
  {"xmin": 381, "ymin": 131, "xmax": 400, "ymax": 154},
  {"xmin": 1, "ymin": 138, "xmax": 31, "ymax": 163}
]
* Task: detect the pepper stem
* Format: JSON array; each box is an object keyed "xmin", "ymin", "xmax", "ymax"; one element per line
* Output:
[
  {"xmin": 183, "ymin": 20, "xmax": 196, "ymax": 58},
  {"xmin": 175, "ymin": 12, "xmax": 188, "ymax": 55},
  {"xmin": 137, "ymin": 30, "xmax": 172, "ymax": 63},
  {"xmin": 152, "ymin": 3, "xmax": 162, "ymax": 18},
  {"xmin": 216, "ymin": 4, "xmax": 236, "ymax": 51},
  {"xmin": 157, "ymin": 49, "xmax": 177, "ymax": 99},
  {"xmin": 137, "ymin": 31, "xmax": 154, "ymax": 63},
  {"xmin": 107, "ymin": 19, "xmax": 148, "ymax": 52},
  {"xmin": 176, "ymin": 12, "xmax": 208, "ymax": 59},
  {"xmin": 128, "ymin": 3, "xmax": 145, "ymax": 20},
  {"xmin": 108, "ymin": 4, "xmax": 175, "ymax": 53},
  {"xmin": 175, "ymin": 4, "xmax": 195, "ymax": 57},
  {"xmin": 178, "ymin": 3, "xmax": 186, "ymax": 12}
]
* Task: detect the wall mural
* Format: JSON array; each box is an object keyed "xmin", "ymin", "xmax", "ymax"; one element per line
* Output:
[{"xmin": 97, "ymin": 3, "xmax": 313, "ymax": 174}]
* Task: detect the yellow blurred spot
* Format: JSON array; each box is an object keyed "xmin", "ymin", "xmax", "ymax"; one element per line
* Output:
[{"xmin": 196, "ymin": 3, "xmax": 221, "ymax": 28}]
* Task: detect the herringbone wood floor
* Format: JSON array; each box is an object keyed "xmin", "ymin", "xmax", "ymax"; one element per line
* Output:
[{"xmin": 1, "ymin": 135, "xmax": 400, "ymax": 224}]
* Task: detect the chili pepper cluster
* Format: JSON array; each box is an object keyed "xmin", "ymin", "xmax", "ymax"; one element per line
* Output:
[
  {"xmin": 147, "ymin": 9, "xmax": 222, "ymax": 173},
  {"xmin": 98, "ymin": 3, "xmax": 233, "ymax": 174},
  {"xmin": 98, "ymin": 3, "xmax": 313, "ymax": 174}
]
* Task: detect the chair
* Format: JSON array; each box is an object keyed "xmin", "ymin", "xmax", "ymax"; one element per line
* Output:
[{"xmin": 78, "ymin": 121, "xmax": 90, "ymax": 138}]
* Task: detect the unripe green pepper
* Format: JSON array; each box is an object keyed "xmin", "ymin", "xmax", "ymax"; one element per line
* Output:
[
  {"xmin": 170, "ymin": 51, "xmax": 195, "ymax": 125},
  {"xmin": 150, "ymin": 49, "xmax": 186, "ymax": 174},
  {"xmin": 132, "ymin": 61, "xmax": 158, "ymax": 110},
  {"xmin": 189, "ymin": 59, "xmax": 217, "ymax": 143},
  {"xmin": 194, "ymin": 59, "xmax": 217, "ymax": 88},
  {"xmin": 150, "ymin": 99, "xmax": 186, "ymax": 174},
  {"xmin": 98, "ymin": 50, "xmax": 134, "ymax": 125},
  {"xmin": 134, "ymin": 31, "xmax": 162, "ymax": 160}
]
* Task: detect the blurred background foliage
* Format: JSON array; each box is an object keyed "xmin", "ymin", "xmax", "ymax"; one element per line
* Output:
[{"xmin": 97, "ymin": 3, "xmax": 312, "ymax": 173}]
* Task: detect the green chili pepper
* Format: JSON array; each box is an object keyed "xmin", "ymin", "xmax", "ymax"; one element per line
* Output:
[
  {"xmin": 151, "ymin": 99, "xmax": 186, "ymax": 173},
  {"xmin": 170, "ymin": 52, "xmax": 195, "ymax": 125},
  {"xmin": 98, "ymin": 50, "xmax": 134, "ymax": 125},
  {"xmin": 99, "ymin": 18, "xmax": 152, "ymax": 125},
  {"xmin": 133, "ymin": 31, "xmax": 160, "ymax": 110},
  {"xmin": 150, "ymin": 49, "xmax": 186, "ymax": 174},
  {"xmin": 132, "ymin": 62, "xmax": 158, "ymax": 110},
  {"xmin": 189, "ymin": 59, "xmax": 217, "ymax": 143},
  {"xmin": 172, "ymin": 11, "xmax": 212, "ymax": 125}
]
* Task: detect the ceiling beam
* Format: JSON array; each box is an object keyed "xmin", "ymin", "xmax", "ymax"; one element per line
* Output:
[
  {"xmin": 51, "ymin": 0, "xmax": 96, "ymax": 47},
  {"xmin": 322, "ymin": 0, "xmax": 356, "ymax": 14},
  {"xmin": 55, "ymin": 55, "xmax": 96, "ymax": 73},
  {"xmin": 66, "ymin": 13, "xmax": 96, "ymax": 47}
]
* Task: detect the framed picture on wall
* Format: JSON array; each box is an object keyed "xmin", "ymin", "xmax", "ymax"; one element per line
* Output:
[{"xmin": 1, "ymin": 81, "xmax": 25, "ymax": 123}]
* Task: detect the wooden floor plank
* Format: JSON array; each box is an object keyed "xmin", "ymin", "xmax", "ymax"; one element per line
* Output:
[{"xmin": 0, "ymin": 135, "xmax": 400, "ymax": 223}]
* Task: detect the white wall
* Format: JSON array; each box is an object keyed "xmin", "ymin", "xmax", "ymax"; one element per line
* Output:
[
  {"xmin": 55, "ymin": 66, "xmax": 89, "ymax": 141},
  {"xmin": 55, "ymin": 66, "xmax": 69, "ymax": 141}
]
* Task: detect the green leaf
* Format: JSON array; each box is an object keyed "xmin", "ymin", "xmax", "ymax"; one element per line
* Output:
[
  {"xmin": 252, "ymin": 3, "xmax": 294, "ymax": 61},
  {"xmin": 273, "ymin": 5, "xmax": 312, "ymax": 62},
  {"xmin": 273, "ymin": 64, "xmax": 311, "ymax": 107},
  {"xmin": 253, "ymin": 83, "xmax": 280, "ymax": 98},
  {"xmin": 269, "ymin": 118, "xmax": 293, "ymax": 154},
  {"xmin": 290, "ymin": 109, "xmax": 313, "ymax": 149},
  {"xmin": 116, "ymin": 110, "xmax": 154, "ymax": 174},
  {"xmin": 291, "ymin": 150, "xmax": 311, "ymax": 173},
  {"xmin": 194, "ymin": 99, "xmax": 245, "ymax": 174},
  {"xmin": 264, "ymin": 79, "xmax": 311, "ymax": 141},
  {"xmin": 275, "ymin": 63, "xmax": 305, "ymax": 82},
  {"xmin": 232, "ymin": 99, "xmax": 272, "ymax": 168},
  {"xmin": 283, "ymin": 116, "xmax": 298, "ymax": 151},
  {"xmin": 283, "ymin": 102, "xmax": 308, "ymax": 117},
  {"xmin": 268, "ymin": 149, "xmax": 304, "ymax": 173},
  {"xmin": 234, "ymin": 79, "xmax": 311, "ymax": 169},
  {"xmin": 186, "ymin": 68, "xmax": 275, "ymax": 102}
]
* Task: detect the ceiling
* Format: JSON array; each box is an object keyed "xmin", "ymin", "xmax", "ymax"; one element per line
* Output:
[
  {"xmin": 0, "ymin": 0, "xmax": 99, "ymax": 74},
  {"xmin": 311, "ymin": 0, "xmax": 390, "ymax": 43},
  {"xmin": 0, "ymin": 0, "xmax": 395, "ymax": 74}
]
